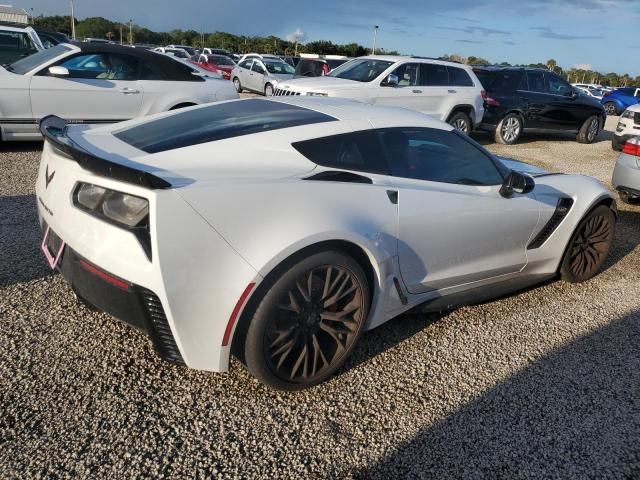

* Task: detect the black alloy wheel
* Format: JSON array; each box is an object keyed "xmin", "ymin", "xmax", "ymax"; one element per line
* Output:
[
  {"xmin": 244, "ymin": 250, "xmax": 369, "ymax": 390},
  {"xmin": 560, "ymin": 205, "xmax": 615, "ymax": 283}
]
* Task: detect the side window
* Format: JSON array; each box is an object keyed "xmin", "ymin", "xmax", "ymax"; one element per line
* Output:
[
  {"xmin": 447, "ymin": 67, "xmax": 474, "ymax": 87},
  {"xmin": 379, "ymin": 128, "xmax": 504, "ymax": 186},
  {"xmin": 140, "ymin": 60, "xmax": 165, "ymax": 80},
  {"xmin": 419, "ymin": 63, "xmax": 449, "ymax": 86},
  {"xmin": 491, "ymin": 72, "xmax": 525, "ymax": 90},
  {"xmin": 526, "ymin": 72, "xmax": 545, "ymax": 93},
  {"xmin": 292, "ymin": 131, "xmax": 388, "ymax": 175},
  {"xmin": 239, "ymin": 59, "xmax": 253, "ymax": 69},
  {"xmin": 59, "ymin": 53, "xmax": 138, "ymax": 80},
  {"xmin": 391, "ymin": 63, "xmax": 420, "ymax": 87},
  {"xmin": 547, "ymin": 73, "xmax": 573, "ymax": 96},
  {"xmin": 252, "ymin": 61, "xmax": 265, "ymax": 74}
]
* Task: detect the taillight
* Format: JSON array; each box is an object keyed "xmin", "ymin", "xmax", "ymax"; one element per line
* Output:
[
  {"xmin": 623, "ymin": 137, "xmax": 640, "ymax": 157},
  {"xmin": 482, "ymin": 90, "xmax": 500, "ymax": 107}
]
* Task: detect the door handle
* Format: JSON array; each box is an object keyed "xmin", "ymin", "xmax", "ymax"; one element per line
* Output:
[
  {"xmin": 448, "ymin": 89, "xmax": 457, "ymax": 94},
  {"xmin": 119, "ymin": 88, "xmax": 140, "ymax": 94},
  {"xmin": 412, "ymin": 89, "xmax": 422, "ymax": 94}
]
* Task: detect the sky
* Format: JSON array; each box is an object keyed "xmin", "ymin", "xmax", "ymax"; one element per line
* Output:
[{"xmin": 23, "ymin": 0, "xmax": 640, "ymax": 76}]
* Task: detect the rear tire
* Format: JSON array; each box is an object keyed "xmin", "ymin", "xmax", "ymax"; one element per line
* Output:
[
  {"xmin": 244, "ymin": 250, "xmax": 370, "ymax": 390},
  {"xmin": 577, "ymin": 115, "xmax": 600, "ymax": 144},
  {"xmin": 603, "ymin": 102, "xmax": 617, "ymax": 116},
  {"xmin": 448, "ymin": 112, "xmax": 472, "ymax": 135},
  {"xmin": 233, "ymin": 77, "xmax": 242, "ymax": 93},
  {"xmin": 495, "ymin": 113, "xmax": 523, "ymax": 144},
  {"xmin": 560, "ymin": 205, "xmax": 615, "ymax": 283},
  {"xmin": 618, "ymin": 191, "xmax": 640, "ymax": 205}
]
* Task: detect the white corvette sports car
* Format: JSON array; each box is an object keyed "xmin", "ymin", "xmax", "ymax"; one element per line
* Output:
[{"xmin": 36, "ymin": 97, "xmax": 616, "ymax": 390}]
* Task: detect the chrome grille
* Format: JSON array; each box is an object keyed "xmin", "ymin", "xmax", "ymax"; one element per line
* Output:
[
  {"xmin": 274, "ymin": 88, "xmax": 301, "ymax": 96},
  {"xmin": 140, "ymin": 288, "xmax": 185, "ymax": 365}
]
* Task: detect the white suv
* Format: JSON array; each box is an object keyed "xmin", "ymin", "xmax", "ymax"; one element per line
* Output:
[
  {"xmin": 612, "ymin": 104, "xmax": 640, "ymax": 151},
  {"xmin": 273, "ymin": 55, "xmax": 485, "ymax": 133}
]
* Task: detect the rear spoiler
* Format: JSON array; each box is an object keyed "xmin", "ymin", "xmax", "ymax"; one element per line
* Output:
[{"xmin": 39, "ymin": 115, "xmax": 172, "ymax": 190}]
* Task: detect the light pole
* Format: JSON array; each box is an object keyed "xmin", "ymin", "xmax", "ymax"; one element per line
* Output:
[
  {"xmin": 70, "ymin": 0, "xmax": 76, "ymax": 40},
  {"xmin": 372, "ymin": 25, "xmax": 379, "ymax": 55},
  {"xmin": 129, "ymin": 19, "xmax": 133, "ymax": 45}
]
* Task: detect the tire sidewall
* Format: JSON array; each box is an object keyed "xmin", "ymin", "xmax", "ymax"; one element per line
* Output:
[
  {"xmin": 448, "ymin": 112, "xmax": 471, "ymax": 135},
  {"xmin": 264, "ymin": 83, "xmax": 273, "ymax": 96},
  {"xmin": 243, "ymin": 250, "xmax": 370, "ymax": 391},
  {"xmin": 233, "ymin": 77, "xmax": 241, "ymax": 92},
  {"xmin": 604, "ymin": 102, "xmax": 617, "ymax": 116}
]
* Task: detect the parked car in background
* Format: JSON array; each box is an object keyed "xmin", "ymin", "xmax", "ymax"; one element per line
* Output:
[
  {"xmin": 0, "ymin": 24, "xmax": 44, "ymax": 64},
  {"xmin": 613, "ymin": 136, "xmax": 640, "ymax": 203},
  {"xmin": 232, "ymin": 57, "xmax": 295, "ymax": 95},
  {"xmin": 238, "ymin": 52, "xmax": 281, "ymax": 64},
  {"xmin": 474, "ymin": 66, "xmax": 605, "ymax": 144},
  {"xmin": 281, "ymin": 55, "xmax": 300, "ymax": 67},
  {"xmin": 202, "ymin": 47, "xmax": 233, "ymax": 58},
  {"xmin": 573, "ymin": 85, "xmax": 604, "ymax": 100},
  {"xmin": 167, "ymin": 44, "xmax": 197, "ymax": 56},
  {"xmin": 33, "ymin": 28, "xmax": 69, "ymax": 48},
  {"xmin": 0, "ymin": 42, "xmax": 237, "ymax": 141},
  {"xmin": 611, "ymin": 104, "xmax": 640, "ymax": 151},
  {"xmin": 293, "ymin": 55, "xmax": 349, "ymax": 78},
  {"xmin": 152, "ymin": 46, "xmax": 190, "ymax": 59},
  {"xmin": 275, "ymin": 56, "xmax": 485, "ymax": 134},
  {"xmin": 36, "ymin": 96, "xmax": 616, "ymax": 389},
  {"xmin": 192, "ymin": 53, "xmax": 235, "ymax": 80},
  {"xmin": 601, "ymin": 87, "xmax": 640, "ymax": 116}
]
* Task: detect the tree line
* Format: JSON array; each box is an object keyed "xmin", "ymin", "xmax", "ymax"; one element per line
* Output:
[{"xmin": 34, "ymin": 15, "xmax": 637, "ymax": 87}]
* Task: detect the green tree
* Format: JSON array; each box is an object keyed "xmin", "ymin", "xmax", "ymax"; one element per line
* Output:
[{"xmin": 75, "ymin": 17, "xmax": 117, "ymax": 40}]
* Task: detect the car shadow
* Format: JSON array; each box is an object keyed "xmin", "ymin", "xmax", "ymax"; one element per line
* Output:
[
  {"xmin": 0, "ymin": 141, "xmax": 43, "ymax": 153},
  {"xmin": 0, "ymin": 194, "xmax": 53, "ymax": 287},
  {"xmin": 350, "ymin": 310, "xmax": 640, "ymax": 478},
  {"xmin": 472, "ymin": 127, "xmax": 615, "ymax": 146}
]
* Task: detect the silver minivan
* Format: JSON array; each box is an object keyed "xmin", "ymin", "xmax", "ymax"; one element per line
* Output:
[{"xmin": 231, "ymin": 58, "xmax": 295, "ymax": 96}]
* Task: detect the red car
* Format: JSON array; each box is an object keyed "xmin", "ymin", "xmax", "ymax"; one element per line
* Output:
[{"xmin": 191, "ymin": 54, "xmax": 236, "ymax": 80}]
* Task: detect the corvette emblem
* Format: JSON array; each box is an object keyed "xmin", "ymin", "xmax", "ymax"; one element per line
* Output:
[{"xmin": 45, "ymin": 165, "xmax": 55, "ymax": 189}]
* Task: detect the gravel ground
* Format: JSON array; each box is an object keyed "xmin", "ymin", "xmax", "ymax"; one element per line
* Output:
[{"xmin": 1, "ymin": 115, "xmax": 639, "ymax": 479}]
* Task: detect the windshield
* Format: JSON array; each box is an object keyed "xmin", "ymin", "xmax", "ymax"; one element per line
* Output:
[
  {"xmin": 167, "ymin": 49, "xmax": 188, "ymax": 58},
  {"xmin": 328, "ymin": 59, "xmax": 393, "ymax": 82},
  {"xmin": 210, "ymin": 55, "xmax": 235, "ymax": 66},
  {"xmin": 7, "ymin": 43, "xmax": 71, "ymax": 74},
  {"xmin": 264, "ymin": 60, "xmax": 294, "ymax": 75}
]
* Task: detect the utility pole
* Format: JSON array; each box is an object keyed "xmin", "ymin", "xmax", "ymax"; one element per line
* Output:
[
  {"xmin": 372, "ymin": 25, "xmax": 379, "ymax": 55},
  {"xmin": 119, "ymin": 24, "xmax": 123, "ymax": 45},
  {"xmin": 70, "ymin": 0, "xmax": 76, "ymax": 40},
  {"xmin": 129, "ymin": 19, "xmax": 133, "ymax": 45}
]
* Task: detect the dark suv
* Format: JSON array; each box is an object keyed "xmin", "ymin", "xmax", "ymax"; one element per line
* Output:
[{"xmin": 474, "ymin": 67, "xmax": 606, "ymax": 144}]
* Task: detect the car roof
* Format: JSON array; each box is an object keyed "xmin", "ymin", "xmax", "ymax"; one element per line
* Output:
[
  {"xmin": 354, "ymin": 55, "xmax": 474, "ymax": 69},
  {"xmin": 472, "ymin": 65, "xmax": 549, "ymax": 72},
  {"xmin": 0, "ymin": 24, "xmax": 35, "ymax": 33}
]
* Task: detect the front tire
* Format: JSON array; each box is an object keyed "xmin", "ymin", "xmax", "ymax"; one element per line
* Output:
[
  {"xmin": 603, "ymin": 102, "xmax": 617, "ymax": 116},
  {"xmin": 264, "ymin": 83, "xmax": 274, "ymax": 97},
  {"xmin": 577, "ymin": 115, "xmax": 600, "ymax": 144},
  {"xmin": 448, "ymin": 112, "xmax": 472, "ymax": 134},
  {"xmin": 560, "ymin": 205, "xmax": 615, "ymax": 283},
  {"xmin": 495, "ymin": 113, "xmax": 523, "ymax": 144},
  {"xmin": 244, "ymin": 250, "xmax": 370, "ymax": 390},
  {"xmin": 233, "ymin": 77, "xmax": 242, "ymax": 93}
]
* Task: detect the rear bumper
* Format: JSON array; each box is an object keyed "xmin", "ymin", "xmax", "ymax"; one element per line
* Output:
[
  {"xmin": 612, "ymin": 133, "xmax": 632, "ymax": 151},
  {"xmin": 45, "ymin": 224, "xmax": 185, "ymax": 365},
  {"xmin": 612, "ymin": 153, "xmax": 640, "ymax": 194}
]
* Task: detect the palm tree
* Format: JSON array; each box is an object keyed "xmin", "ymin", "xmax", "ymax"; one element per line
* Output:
[{"xmin": 546, "ymin": 59, "xmax": 557, "ymax": 72}]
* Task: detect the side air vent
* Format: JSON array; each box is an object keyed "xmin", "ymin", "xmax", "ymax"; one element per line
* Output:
[
  {"xmin": 528, "ymin": 198, "xmax": 574, "ymax": 249},
  {"xmin": 304, "ymin": 170, "xmax": 372, "ymax": 184},
  {"xmin": 139, "ymin": 288, "xmax": 185, "ymax": 365}
]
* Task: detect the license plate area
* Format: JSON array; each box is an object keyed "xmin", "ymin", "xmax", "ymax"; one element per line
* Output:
[{"xmin": 41, "ymin": 224, "xmax": 66, "ymax": 269}]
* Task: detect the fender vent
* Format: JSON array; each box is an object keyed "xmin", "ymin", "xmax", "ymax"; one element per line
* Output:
[
  {"xmin": 139, "ymin": 288, "xmax": 185, "ymax": 365},
  {"xmin": 528, "ymin": 198, "xmax": 574, "ymax": 249}
]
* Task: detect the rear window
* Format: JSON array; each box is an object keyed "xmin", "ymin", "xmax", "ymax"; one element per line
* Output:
[
  {"xmin": 114, "ymin": 99, "xmax": 337, "ymax": 153},
  {"xmin": 474, "ymin": 70, "xmax": 524, "ymax": 90}
]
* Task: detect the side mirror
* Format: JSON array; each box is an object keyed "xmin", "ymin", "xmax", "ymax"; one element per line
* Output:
[
  {"xmin": 382, "ymin": 73, "xmax": 399, "ymax": 87},
  {"xmin": 500, "ymin": 170, "xmax": 535, "ymax": 198},
  {"xmin": 48, "ymin": 66, "xmax": 69, "ymax": 77}
]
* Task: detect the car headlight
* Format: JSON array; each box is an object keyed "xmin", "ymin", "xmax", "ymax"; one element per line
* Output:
[
  {"xmin": 73, "ymin": 182, "xmax": 152, "ymax": 259},
  {"xmin": 622, "ymin": 110, "xmax": 634, "ymax": 119},
  {"xmin": 306, "ymin": 92, "xmax": 328, "ymax": 97}
]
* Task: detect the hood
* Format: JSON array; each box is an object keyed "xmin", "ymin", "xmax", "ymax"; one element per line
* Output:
[
  {"xmin": 497, "ymin": 157, "xmax": 551, "ymax": 177},
  {"xmin": 276, "ymin": 76, "xmax": 362, "ymax": 93},
  {"xmin": 270, "ymin": 73, "xmax": 294, "ymax": 81}
]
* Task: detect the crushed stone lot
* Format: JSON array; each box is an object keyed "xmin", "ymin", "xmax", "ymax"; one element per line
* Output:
[{"xmin": 1, "ymin": 116, "xmax": 639, "ymax": 478}]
